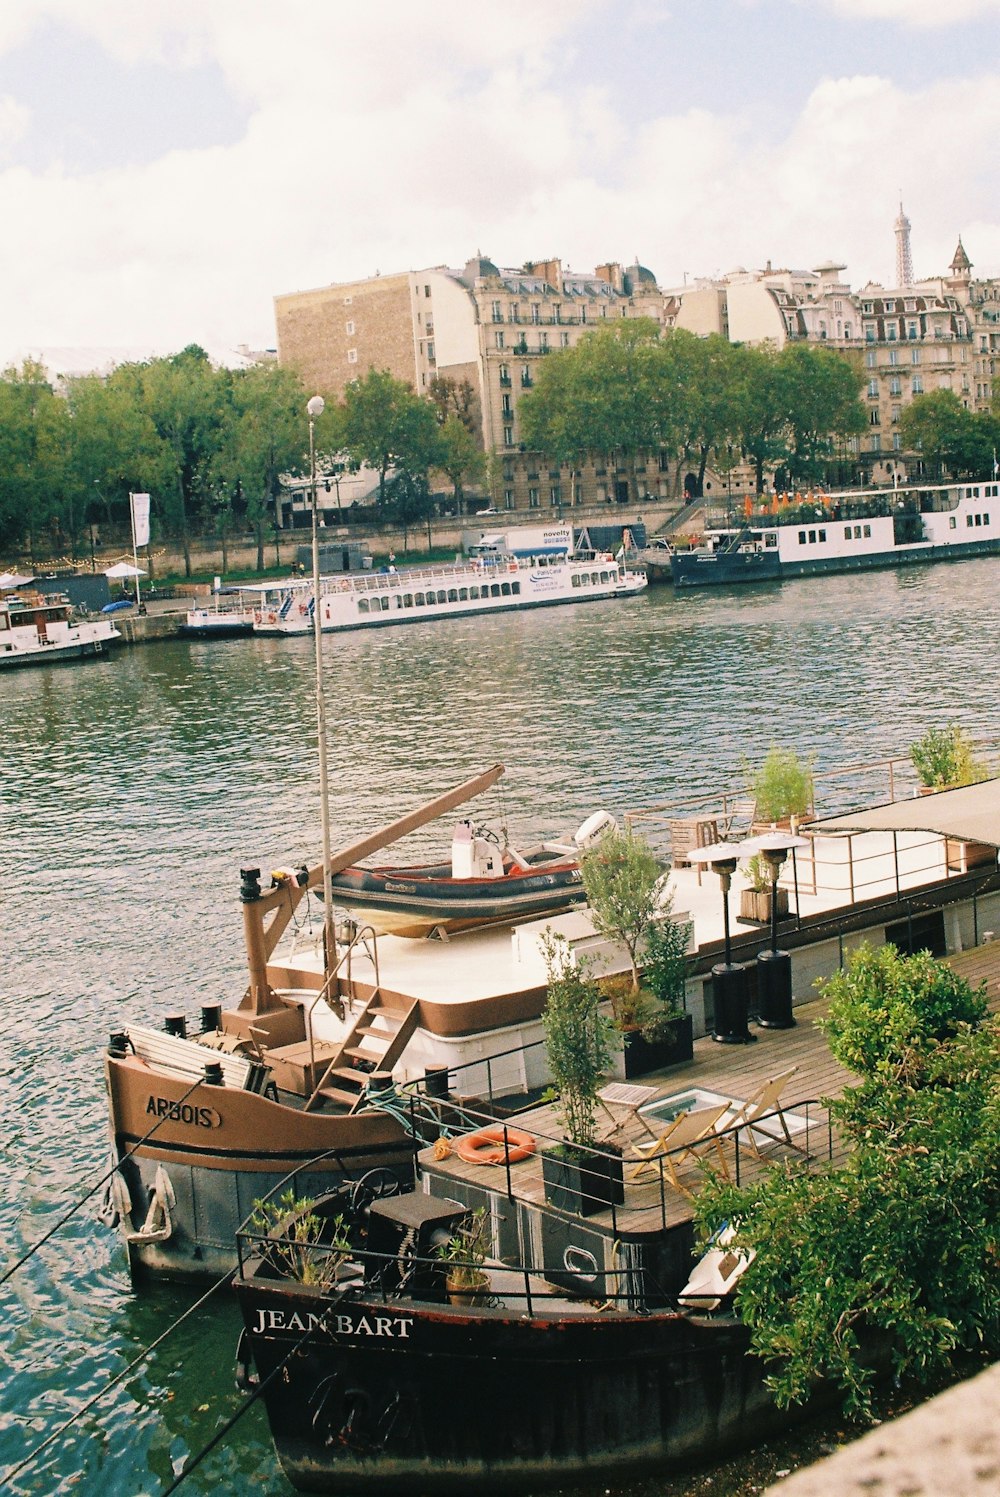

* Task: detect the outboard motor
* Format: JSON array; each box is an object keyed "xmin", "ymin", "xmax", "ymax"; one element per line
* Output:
[{"xmin": 573, "ymin": 811, "xmax": 618, "ymax": 851}]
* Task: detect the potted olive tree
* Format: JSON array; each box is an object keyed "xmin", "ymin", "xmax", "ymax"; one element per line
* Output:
[
  {"xmin": 580, "ymin": 828, "xmax": 693, "ymax": 1078},
  {"xmin": 747, "ymin": 745, "xmax": 814, "ymax": 829},
  {"xmin": 539, "ymin": 932, "xmax": 623, "ymax": 1217},
  {"xmin": 738, "ymin": 852, "xmax": 791, "ymax": 926}
]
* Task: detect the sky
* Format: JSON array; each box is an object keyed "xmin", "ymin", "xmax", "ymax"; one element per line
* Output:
[{"xmin": 0, "ymin": 0, "xmax": 998, "ymax": 374}]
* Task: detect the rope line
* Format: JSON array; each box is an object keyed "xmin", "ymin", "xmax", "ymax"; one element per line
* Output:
[
  {"xmin": 1, "ymin": 1270, "xmax": 234, "ymax": 1489},
  {"xmin": 0, "ymin": 1072, "xmax": 205, "ymax": 1287}
]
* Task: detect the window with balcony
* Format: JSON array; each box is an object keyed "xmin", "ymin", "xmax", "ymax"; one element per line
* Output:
[
  {"xmin": 912, "ymin": 376, "xmax": 924, "ymax": 394},
  {"xmin": 889, "ymin": 377, "xmax": 901, "ymax": 395},
  {"xmin": 499, "ymin": 364, "xmax": 511, "ymax": 387},
  {"xmin": 531, "ymin": 304, "xmax": 540, "ymax": 324},
  {"xmin": 503, "ymin": 425, "xmax": 514, "ymax": 447}
]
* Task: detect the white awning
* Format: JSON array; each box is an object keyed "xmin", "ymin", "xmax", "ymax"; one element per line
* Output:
[{"xmin": 807, "ymin": 778, "xmax": 1000, "ymax": 849}]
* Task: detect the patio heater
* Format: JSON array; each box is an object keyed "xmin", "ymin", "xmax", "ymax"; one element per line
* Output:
[
  {"xmin": 686, "ymin": 841, "xmax": 755, "ymax": 1045},
  {"xmin": 741, "ymin": 831, "xmax": 809, "ymax": 1029}
]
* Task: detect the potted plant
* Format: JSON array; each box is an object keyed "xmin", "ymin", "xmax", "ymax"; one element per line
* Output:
[
  {"xmin": 747, "ymin": 745, "xmax": 814, "ymax": 829},
  {"xmin": 908, "ymin": 725, "xmax": 993, "ymax": 871},
  {"xmin": 579, "ymin": 827, "xmax": 664, "ymax": 996},
  {"xmin": 539, "ymin": 932, "xmax": 623, "ymax": 1217},
  {"xmin": 436, "ymin": 1207, "xmax": 492, "ymax": 1306},
  {"xmin": 636, "ymin": 913, "xmax": 695, "ymax": 1070},
  {"xmin": 909, "ymin": 724, "xmax": 987, "ymax": 791},
  {"xmin": 247, "ymin": 1189, "xmax": 352, "ymax": 1288},
  {"xmin": 738, "ymin": 852, "xmax": 790, "ymax": 925},
  {"xmin": 580, "ymin": 828, "xmax": 692, "ymax": 1077}
]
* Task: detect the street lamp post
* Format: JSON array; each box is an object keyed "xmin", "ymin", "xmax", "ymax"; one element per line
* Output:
[
  {"xmin": 308, "ymin": 395, "xmax": 335, "ymax": 974},
  {"xmin": 741, "ymin": 831, "xmax": 809, "ymax": 1028},
  {"xmin": 686, "ymin": 841, "xmax": 755, "ymax": 1045}
]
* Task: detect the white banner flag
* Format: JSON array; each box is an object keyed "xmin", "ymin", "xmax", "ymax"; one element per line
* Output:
[{"xmin": 130, "ymin": 492, "xmax": 151, "ymax": 549}]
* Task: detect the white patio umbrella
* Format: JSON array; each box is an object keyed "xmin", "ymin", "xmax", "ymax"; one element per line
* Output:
[
  {"xmin": 0, "ymin": 571, "xmax": 34, "ymax": 588},
  {"xmin": 104, "ymin": 559, "xmax": 147, "ymax": 608}
]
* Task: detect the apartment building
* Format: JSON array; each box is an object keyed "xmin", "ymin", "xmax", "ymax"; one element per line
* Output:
[{"xmin": 275, "ymin": 254, "xmax": 673, "ymax": 512}]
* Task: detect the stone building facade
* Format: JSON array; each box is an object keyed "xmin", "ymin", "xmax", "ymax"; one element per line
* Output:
[
  {"xmin": 275, "ymin": 255, "xmax": 678, "ymax": 513},
  {"xmin": 275, "ymin": 214, "xmax": 998, "ymax": 512}
]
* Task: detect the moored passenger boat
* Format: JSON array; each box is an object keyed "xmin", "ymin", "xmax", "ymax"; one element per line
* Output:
[
  {"xmin": 0, "ymin": 587, "xmax": 120, "ymax": 667},
  {"xmin": 255, "ymin": 534, "xmax": 646, "ymax": 637},
  {"xmin": 671, "ymin": 479, "xmax": 1000, "ymax": 587},
  {"xmin": 101, "ymin": 767, "xmax": 619, "ymax": 1281}
]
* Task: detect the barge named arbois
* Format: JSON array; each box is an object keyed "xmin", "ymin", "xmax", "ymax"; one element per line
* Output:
[{"xmin": 670, "ymin": 479, "xmax": 1000, "ymax": 587}]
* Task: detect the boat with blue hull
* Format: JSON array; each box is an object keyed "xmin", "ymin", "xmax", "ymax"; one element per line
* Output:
[{"xmin": 671, "ymin": 479, "xmax": 1000, "ymax": 588}]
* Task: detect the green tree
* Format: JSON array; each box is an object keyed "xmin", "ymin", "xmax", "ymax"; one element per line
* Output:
[
  {"xmin": 779, "ymin": 343, "xmax": 866, "ymax": 485},
  {"xmin": 541, "ymin": 932, "xmax": 615, "ymax": 1151},
  {"xmin": 436, "ymin": 415, "xmax": 486, "ymax": 512},
  {"xmin": 520, "ymin": 319, "xmax": 681, "ymax": 504},
  {"xmin": 663, "ymin": 330, "xmax": 741, "ymax": 498},
  {"xmin": 900, "ymin": 390, "xmax": 996, "ymax": 479},
  {"xmin": 731, "ymin": 344, "xmax": 790, "ymax": 494},
  {"xmin": 696, "ymin": 946, "xmax": 1000, "ymax": 1421},
  {"xmin": 0, "ymin": 361, "xmax": 71, "ymax": 557},
  {"xmin": 212, "ymin": 363, "xmax": 311, "ymax": 572},
  {"xmin": 340, "ymin": 369, "xmax": 443, "ymax": 509},
  {"xmin": 64, "ymin": 371, "xmax": 164, "ymax": 553},
  {"xmin": 579, "ymin": 828, "xmax": 663, "ymax": 994},
  {"xmin": 136, "ymin": 346, "xmax": 228, "ymax": 576}
]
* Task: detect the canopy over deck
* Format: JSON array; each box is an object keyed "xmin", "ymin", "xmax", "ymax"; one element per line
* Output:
[{"xmin": 807, "ymin": 778, "xmax": 1000, "ymax": 850}]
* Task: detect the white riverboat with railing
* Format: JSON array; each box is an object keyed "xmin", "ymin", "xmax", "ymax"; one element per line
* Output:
[
  {"xmin": 252, "ymin": 547, "xmax": 647, "ymax": 637},
  {"xmin": 0, "ymin": 587, "xmax": 120, "ymax": 668},
  {"xmin": 671, "ymin": 479, "xmax": 1000, "ymax": 587}
]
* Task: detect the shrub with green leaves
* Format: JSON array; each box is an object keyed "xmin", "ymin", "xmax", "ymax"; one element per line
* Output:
[
  {"xmin": 248, "ymin": 1189, "xmax": 350, "ymax": 1287},
  {"xmin": 819, "ymin": 942, "xmax": 988, "ymax": 1082},
  {"xmin": 541, "ymin": 931, "xmax": 615, "ymax": 1152},
  {"xmin": 695, "ymin": 948, "xmax": 1000, "ymax": 1421},
  {"xmin": 909, "ymin": 724, "xmax": 988, "ymax": 788},
  {"xmin": 747, "ymin": 745, "xmax": 814, "ymax": 823}
]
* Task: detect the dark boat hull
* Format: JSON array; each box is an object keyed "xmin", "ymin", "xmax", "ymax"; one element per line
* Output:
[
  {"xmin": 235, "ymin": 1280, "xmax": 781, "ymax": 1493},
  {"xmin": 328, "ymin": 858, "xmax": 585, "ymax": 937}
]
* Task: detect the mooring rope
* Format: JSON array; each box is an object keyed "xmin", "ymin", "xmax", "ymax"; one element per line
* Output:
[
  {"xmin": 0, "ymin": 1073, "xmax": 205, "ymax": 1287},
  {"xmin": 1, "ymin": 1268, "xmax": 234, "ymax": 1489}
]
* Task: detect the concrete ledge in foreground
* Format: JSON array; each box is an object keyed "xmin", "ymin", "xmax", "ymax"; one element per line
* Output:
[{"xmin": 767, "ymin": 1360, "xmax": 1000, "ymax": 1496}]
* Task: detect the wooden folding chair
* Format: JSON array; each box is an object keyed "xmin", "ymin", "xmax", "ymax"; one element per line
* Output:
[
  {"xmin": 725, "ymin": 1066, "xmax": 803, "ymax": 1159},
  {"xmin": 629, "ymin": 1102, "xmax": 731, "ymax": 1190},
  {"xmin": 597, "ymin": 1081, "xmax": 660, "ymax": 1140}
]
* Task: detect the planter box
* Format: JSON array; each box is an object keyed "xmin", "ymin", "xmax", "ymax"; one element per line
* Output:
[
  {"xmin": 738, "ymin": 887, "xmax": 789, "ymax": 924},
  {"xmin": 613, "ymin": 1015, "xmax": 694, "ymax": 1079},
  {"xmin": 541, "ymin": 1144, "xmax": 625, "ymax": 1218}
]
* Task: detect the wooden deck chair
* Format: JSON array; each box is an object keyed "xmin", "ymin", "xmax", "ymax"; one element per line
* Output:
[
  {"xmin": 717, "ymin": 797, "xmax": 757, "ymax": 841},
  {"xmin": 725, "ymin": 1066, "xmax": 802, "ymax": 1159},
  {"xmin": 629, "ymin": 1102, "xmax": 731, "ymax": 1190}
]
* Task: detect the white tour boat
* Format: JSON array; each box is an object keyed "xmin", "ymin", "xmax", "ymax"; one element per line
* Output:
[
  {"xmin": 253, "ymin": 535, "xmax": 646, "ymax": 637},
  {"xmin": 0, "ymin": 588, "xmax": 120, "ymax": 668},
  {"xmin": 671, "ymin": 479, "xmax": 1000, "ymax": 587}
]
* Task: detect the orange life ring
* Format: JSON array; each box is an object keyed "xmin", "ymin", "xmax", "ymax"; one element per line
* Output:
[
  {"xmin": 454, "ymin": 1125, "xmax": 536, "ymax": 1166},
  {"xmin": 267, "ymin": 611, "xmax": 277, "ymax": 624}
]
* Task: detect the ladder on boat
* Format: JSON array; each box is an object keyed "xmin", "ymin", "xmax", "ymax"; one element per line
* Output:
[{"xmin": 304, "ymin": 991, "xmax": 420, "ymax": 1114}]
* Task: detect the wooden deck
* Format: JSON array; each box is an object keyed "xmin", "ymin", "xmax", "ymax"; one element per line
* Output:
[{"xmin": 421, "ymin": 942, "xmax": 1000, "ymax": 1239}]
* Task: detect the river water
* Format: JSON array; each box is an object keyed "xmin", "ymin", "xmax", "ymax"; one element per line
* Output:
[{"xmin": 3, "ymin": 559, "xmax": 999, "ymax": 1496}]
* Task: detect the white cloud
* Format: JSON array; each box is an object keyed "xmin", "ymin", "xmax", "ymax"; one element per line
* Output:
[
  {"xmin": 0, "ymin": 5, "xmax": 997, "ymax": 366},
  {"xmin": 0, "ymin": 93, "xmax": 28, "ymax": 157},
  {"xmin": 816, "ymin": 0, "xmax": 1000, "ymax": 22}
]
